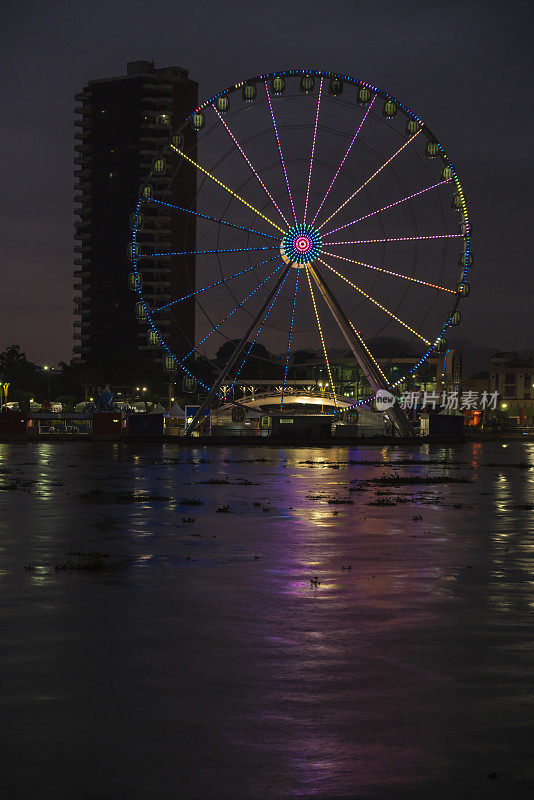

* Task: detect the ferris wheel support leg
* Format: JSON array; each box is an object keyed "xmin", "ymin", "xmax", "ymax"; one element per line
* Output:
[
  {"xmin": 185, "ymin": 266, "xmax": 291, "ymax": 437},
  {"xmin": 307, "ymin": 265, "xmax": 416, "ymax": 438}
]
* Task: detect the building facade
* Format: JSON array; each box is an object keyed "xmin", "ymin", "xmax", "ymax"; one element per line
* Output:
[
  {"xmin": 489, "ymin": 351, "xmax": 534, "ymax": 420},
  {"xmin": 73, "ymin": 60, "xmax": 198, "ymax": 379},
  {"xmin": 289, "ymin": 350, "xmax": 459, "ymax": 401}
]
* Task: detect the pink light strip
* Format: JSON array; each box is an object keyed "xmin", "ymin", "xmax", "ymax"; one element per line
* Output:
[
  {"xmin": 212, "ymin": 106, "xmax": 290, "ymax": 228},
  {"xmin": 311, "ymin": 94, "xmax": 377, "ymax": 226},
  {"xmin": 323, "ymin": 179, "xmax": 451, "ymax": 238},
  {"xmin": 321, "ymin": 249, "xmax": 456, "ymax": 293},
  {"xmin": 264, "ymin": 81, "xmax": 298, "ymax": 225},
  {"xmin": 303, "ymin": 77, "xmax": 323, "ymax": 223},
  {"xmin": 317, "ymin": 130, "xmax": 422, "ymax": 231}
]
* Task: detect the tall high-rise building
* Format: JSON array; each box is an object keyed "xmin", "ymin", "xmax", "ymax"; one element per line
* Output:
[{"xmin": 72, "ymin": 60, "xmax": 198, "ymax": 377}]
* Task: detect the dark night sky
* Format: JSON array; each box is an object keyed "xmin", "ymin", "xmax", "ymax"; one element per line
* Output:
[{"xmin": 1, "ymin": 0, "xmax": 533, "ymax": 365}]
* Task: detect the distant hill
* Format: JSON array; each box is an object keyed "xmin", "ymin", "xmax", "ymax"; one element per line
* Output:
[{"xmin": 447, "ymin": 336, "xmax": 534, "ymax": 376}]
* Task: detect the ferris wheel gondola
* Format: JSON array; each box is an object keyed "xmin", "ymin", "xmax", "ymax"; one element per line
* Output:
[{"xmin": 129, "ymin": 69, "xmax": 471, "ymax": 435}]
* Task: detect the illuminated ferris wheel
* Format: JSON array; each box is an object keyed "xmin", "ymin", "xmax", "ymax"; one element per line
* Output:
[{"xmin": 130, "ymin": 69, "xmax": 471, "ymax": 435}]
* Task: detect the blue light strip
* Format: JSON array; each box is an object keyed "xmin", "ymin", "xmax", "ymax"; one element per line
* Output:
[
  {"xmin": 143, "ymin": 197, "xmax": 280, "ymax": 240},
  {"xmin": 179, "ymin": 263, "xmax": 284, "ymax": 363},
  {"xmin": 228, "ymin": 269, "xmax": 291, "ymax": 392},
  {"xmin": 152, "ymin": 254, "xmax": 280, "ymax": 313},
  {"xmin": 280, "ymin": 269, "xmax": 300, "ymax": 411},
  {"xmin": 138, "ymin": 245, "xmax": 278, "ymax": 259},
  {"xmin": 131, "ymin": 200, "xmax": 221, "ymax": 398}
]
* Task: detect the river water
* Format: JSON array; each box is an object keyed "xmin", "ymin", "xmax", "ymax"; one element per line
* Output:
[{"xmin": 0, "ymin": 440, "xmax": 533, "ymax": 799}]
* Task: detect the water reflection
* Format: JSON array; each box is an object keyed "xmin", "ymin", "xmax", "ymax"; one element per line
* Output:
[{"xmin": 0, "ymin": 440, "xmax": 533, "ymax": 798}]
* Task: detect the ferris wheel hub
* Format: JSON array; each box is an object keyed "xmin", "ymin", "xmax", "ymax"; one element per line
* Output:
[{"xmin": 280, "ymin": 224, "xmax": 322, "ymax": 268}]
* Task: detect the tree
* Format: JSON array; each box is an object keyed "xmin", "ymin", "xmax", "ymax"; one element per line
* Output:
[
  {"xmin": 0, "ymin": 345, "xmax": 42, "ymax": 398},
  {"xmin": 292, "ymin": 350, "xmax": 317, "ymax": 365},
  {"xmin": 214, "ymin": 340, "xmax": 282, "ymax": 380}
]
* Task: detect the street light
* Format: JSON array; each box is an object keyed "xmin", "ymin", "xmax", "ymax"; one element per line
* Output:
[{"xmin": 43, "ymin": 365, "xmax": 51, "ymax": 402}]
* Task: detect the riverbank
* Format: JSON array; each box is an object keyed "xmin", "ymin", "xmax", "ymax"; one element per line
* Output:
[{"xmin": 1, "ymin": 432, "xmax": 532, "ymax": 445}]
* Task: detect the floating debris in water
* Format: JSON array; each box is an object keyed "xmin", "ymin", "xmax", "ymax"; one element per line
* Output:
[{"xmin": 55, "ymin": 552, "xmax": 111, "ymax": 572}]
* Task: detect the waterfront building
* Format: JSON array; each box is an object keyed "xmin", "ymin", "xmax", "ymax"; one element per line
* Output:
[
  {"xmin": 286, "ymin": 348, "xmax": 458, "ymax": 402},
  {"xmin": 489, "ymin": 351, "xmax": 534, "ymax": 421},
  {"xmin": 72, "ymin": 60, "xmax": 198, "ymax": 377}
]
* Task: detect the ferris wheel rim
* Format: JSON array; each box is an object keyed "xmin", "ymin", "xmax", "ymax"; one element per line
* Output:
[{"xmin": 131, "ymin": 68, "xmax": 471, "ymax": 412}]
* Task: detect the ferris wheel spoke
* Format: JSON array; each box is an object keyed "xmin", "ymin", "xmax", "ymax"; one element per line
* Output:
[
  {"xmin": 143, "ymin": 197, "xmax": 280, "ymax": 240},
  {"xmin": 305, "ymin": 267, "xmax": 338, "ymax": 407},
  {"xmin": 280, "ymin": 270, "xmax": 300, "ymax": 411},
  {"xmin": 170, "ymin": 144, "xmax": 285, "ymax": 234},
  {"xmin": 322, "ymin": 178, "xmax": 451, "ymax": 238},
  {"xmin": 346, "ymin": 319, "xmax": 389, "ymax": 385},
  {"xmin": 303, "ymin": 77, "xmax": 324, "ymax": 223},
  {"xmin": 317, "ymin": 130, "xmax": 422, "ymax": 231},
  {"xmin": 179, "ymin": 263, "xmax": 284, "ymax": 363},
  {"xmin": 310, "ymin": 94, "xmax": 377, "ymax": 226},
  {"xmin": 324, "ymin": 233, "xmax": 463, "ymax": 246},
  {"xmin": 317, "ymin": 257, "xmax": 431, "ymax": 345},
  {"xmin": 228, "ymin": 269, "xmax": 291, "ymax": 392},
  {"xmin": 212, "ymin": 106, "xmax": 290, "ymax": 228},
  {"xmin": 321, "ymin": 250, "xmax": 456, "ymax": 294},
  {"xmin": 151, "ymin": 255, "xmax": 280, "ymax": 313},
  {"xmin": 138, "ymin": 245, "xmax": 278, "ymax": 259},
  {"xmin": 264, "ymin": 81, "xmax": 298, "ymax": 225}
]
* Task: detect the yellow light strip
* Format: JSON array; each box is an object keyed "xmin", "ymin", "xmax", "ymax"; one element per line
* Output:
[
  {"xmin": 170, "ymin": 145, "xmax": 285, "ymax": 234},
  {"xmin": 347, "ymin": 320, "xmax": 389, "ymax": 384},
  {"xmin": 317, "ymin": 131, "xmax": 422, "ymax": 231},
  {"xmin": 322, "ymin": 250, "xmax": 456, "ymax": 294},
  {"xmin": 318, "ymin": 258, "xmax": 430, "ymax": 345},
  {"xmin": 306, "ymin": 267, "xmax": 338, "ymax": 407}
]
